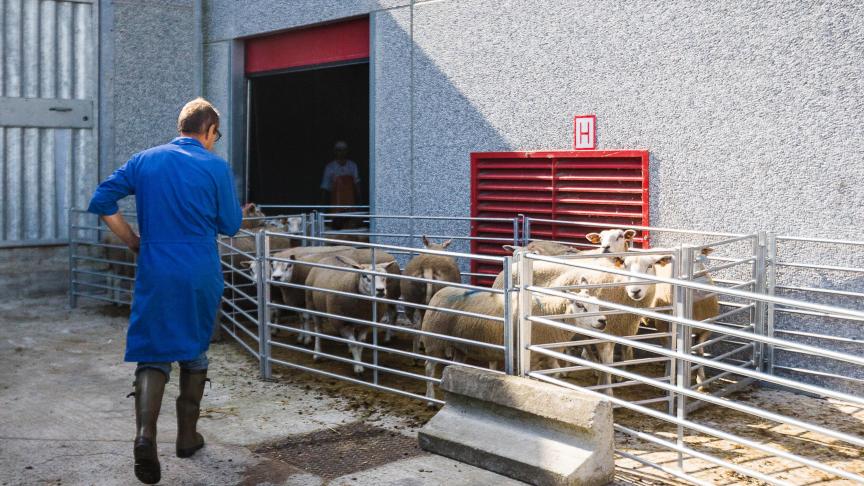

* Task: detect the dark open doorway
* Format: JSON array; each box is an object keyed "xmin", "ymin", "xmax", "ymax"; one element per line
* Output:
[{"xmin": 247, "ymin": 61, "xmax": 370, "ymax": 207}]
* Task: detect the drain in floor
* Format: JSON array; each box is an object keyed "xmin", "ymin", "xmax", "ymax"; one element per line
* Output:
[{"xmin": 250, "ymin": 422, "xmax": 426, "ymax": 480}]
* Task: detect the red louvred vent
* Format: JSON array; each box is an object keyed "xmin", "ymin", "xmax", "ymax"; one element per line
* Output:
[{"xmin": 470, "ymin": 150, "xmax": 650, "ymax": 285}]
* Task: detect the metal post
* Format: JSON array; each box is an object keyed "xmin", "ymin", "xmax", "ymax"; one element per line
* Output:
[
  {"xmin": 522, "ymin": 216, "xmax": 532, "ymax": 246},
  {"xmin": 315, "ymin": 211, "xmax": 324, "ymax": 244},
  {"xmin": 300, "ymin": 213, "xmax": 308, "ymax": 247},
  {"xmin": 256, "ymin": 230, "xmax": 272, "ymax": 379},
  {"xmin": 667, "ymin": 248, "xmax": 680, "ymax": 416},
  {"xmin": 516, "ymin": 252, "xmax": 533, "ymax": 376},
  {"xmin": 371, "ymin": 247, "xmax": 379, "ymax": 385},
  {"xmin": 512, "ymin": 216, "xmax": 520, "ymax": 248},
  {"xmin": 502, "ymin": 256, "xmax": 514, "ymax": 375},
  {"xmin": 68, "ymin": 209, "xmax": 77, "ymax": 308},
  {"xmin": 765, "ymin": 233, "xmax": 777, "ymax": 375},
  {"xmin": 674, "ymin": 246, "xmax": 694, "ymax": 468},
  {"xmin": 752, "ymin": 232, "xmax": 768, "ymax": 373}
]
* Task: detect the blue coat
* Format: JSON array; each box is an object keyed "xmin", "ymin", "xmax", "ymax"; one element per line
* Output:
[{"xmin": 88, "ymin": 137, "xmax": 242, "ymax": 363}]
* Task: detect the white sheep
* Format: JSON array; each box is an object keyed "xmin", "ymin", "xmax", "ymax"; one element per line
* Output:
[
  {"xmin": 400, "ymin": 236, "xmax": 461, "ymax": 355},
  {"xmin": 304, "ymin": 254, "xmax": 398, "ymax": 375},
  {"xmin": 547, "ymin": 253, "xmax": 669, "ymax": 395},
  {"xmin": 420, "ymin": 285, "xmax": 607, "ymax": 404}
]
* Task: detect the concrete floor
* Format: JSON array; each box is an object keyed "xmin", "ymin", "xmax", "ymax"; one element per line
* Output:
[{"xmin": 0, "ymin": 296, "xmax": 524, "ymax": 486}]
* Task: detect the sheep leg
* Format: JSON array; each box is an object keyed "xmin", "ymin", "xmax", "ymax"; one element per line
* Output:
[
  {"xmin": 596, "ymin": 342, "xmax": 615, "ymax": 396},
  {"xmin": 301, "ymin": 313, "xmax": 313, "ymax": 345},
  {"xmin": 411, "ymin": 311, "xmax": 423, "ymax": 364},
  {"xmin": 615, "ymin": 345, "xmax": 634, "ymax": 383},
  {"xmin": 312, "ymin": 316, "xmax": 323, "ymax": 362},
  {"xmin": 342, "ymin": 326, "xmax": 365, "ymax": 376},
  {"xmin": 425, "ymin": 359, "xmax": 440, "ymax": 407}
]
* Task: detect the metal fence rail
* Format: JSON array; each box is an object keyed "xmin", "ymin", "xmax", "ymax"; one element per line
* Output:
[{"xmin": 67, "ymin": 207, "xmax": 864, "ymax": 484}]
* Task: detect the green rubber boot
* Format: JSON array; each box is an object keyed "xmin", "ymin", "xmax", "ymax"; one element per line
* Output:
[
  {"xmin": 176, "ymin": 369, "xmax": 207, "ymax": 458},
  {"xmin": 132, "ymin": 369, "xmax": 166, "ymax": 484}
]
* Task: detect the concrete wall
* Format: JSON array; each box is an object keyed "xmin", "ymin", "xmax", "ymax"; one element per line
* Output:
[{"xmin": 101, "ymin": 0, "xmax": 198, "ymax": 178}]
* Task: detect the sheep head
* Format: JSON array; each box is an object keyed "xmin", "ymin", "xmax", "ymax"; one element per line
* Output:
[
  {"xmin": 585, "ymin": 229, "xmax": 637, "ymax": 254},
  {"xmin": 336, "ymin": 255, "xmax": 391, "ymax": 297},
  {"xmin": 620, "ymin": 254, "xmax": 671, "ymax": 301},
  {"xmin": 271, "ymin": 254, "xmax": 296, "ymax": 282},
  {"xmin": 568, "ymin": 284, "xmax": 607, "ymax": 331}
]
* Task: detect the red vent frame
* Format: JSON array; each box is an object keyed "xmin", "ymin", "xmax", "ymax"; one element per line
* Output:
[{"xmin": 470, "ymin": 150, "xmax": 650, "ymax": 285}]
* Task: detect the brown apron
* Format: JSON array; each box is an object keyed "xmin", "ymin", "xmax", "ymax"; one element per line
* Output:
[
  {"xmin": 331, "ymin": 175, "xmax": 356, "ymax": 207},
  {"xmin": 331, "ymin": 175, "xmax": 357, "ymax": 229}
]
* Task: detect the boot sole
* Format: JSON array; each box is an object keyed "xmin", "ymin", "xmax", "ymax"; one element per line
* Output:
[
  {"xmin": 176, "ymin": 442, "xmax": 204, "ymax": 458},
  {"xmin": 134, "ymin": 441, "xmax": 161, "ymax": 484}
]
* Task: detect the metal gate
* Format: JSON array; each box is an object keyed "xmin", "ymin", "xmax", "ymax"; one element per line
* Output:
[{"xmin": 0, "ymin": 0, "xmax": 98, "ymax": 246}]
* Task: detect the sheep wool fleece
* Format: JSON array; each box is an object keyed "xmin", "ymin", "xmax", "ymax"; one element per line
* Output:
[{"xmin": 88, "ymin": 137, "xmax": 242, "ymax": 362}]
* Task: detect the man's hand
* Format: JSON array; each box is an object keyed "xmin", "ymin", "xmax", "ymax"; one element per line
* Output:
[{"xmin": 101, "ymin": 213, "xmax": 140, "ymax": 255}]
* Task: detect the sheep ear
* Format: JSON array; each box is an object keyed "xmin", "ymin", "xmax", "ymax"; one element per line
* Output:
[
  {"xmin": 383, "ymin": 260, "xmax": 399, "ymax": 272},
  {"xmin": 701, "ymin": 247, "xmax": 714, "ymax": 256},
  {"xmin": 422, "ymin": 235, "xmax": 431, "ymax": 247},
  {"xmin": 586, "ymin": 233, "xmax": 601, "ymax": 244},
  {"xmin": 613, "ymin": 257, "xmax": 624, "ymax": 268},
  {"xmin": 624, "ymin": 229, "xmax": 637, "ymax": 240},
  {"xmin": 580, "ymin": 276, "xmax": 589, "ymax": 286},
  {"xmin": 502, "ymin": 245, "xmax": 518, "ymax": 253},
  {"xmin": 656, "ymin": 256, "xmax": 672, "ymax": 266},
  {"xmin": 335, "ymin": 255, "xmax": 362, "ymax": 269},
  {"xmin": 240, "ymin": 260, "xmax": 254, "ymax": 268},
  {"xmin": 289, "ymin": 254, "xmax": 296, "ymax": 261},
  {"xmin": 441, "ymin": 239, "xmax": 453, "ymax": 249}
]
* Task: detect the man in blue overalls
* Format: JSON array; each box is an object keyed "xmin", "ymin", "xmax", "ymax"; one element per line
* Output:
[{"xmin": 88, "ymin": 98, "xmax": 242, "ymax": 484}]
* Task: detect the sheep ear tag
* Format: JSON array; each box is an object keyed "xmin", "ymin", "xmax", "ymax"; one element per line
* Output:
[{"xmin": 613, "ymin": 257, "xmax": 624, "ymax": 268}]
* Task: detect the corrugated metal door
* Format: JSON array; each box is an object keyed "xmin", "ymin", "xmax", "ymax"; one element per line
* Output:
[
  {"xmin": 470, "ymin": 150, "xmax": 650, "ymax": 284},
  {"xmin": 0, "ymin": 0, "xmax": 97, "ymax": 246}
]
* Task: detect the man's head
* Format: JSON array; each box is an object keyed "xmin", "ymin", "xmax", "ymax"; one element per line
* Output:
[
  {"xmin": 178, "ymin": 98, "xmax": 221, "ymax": 151},
  {"xmin": 334, "ymin": 141, "xmax": 348, "ymax": 162}
]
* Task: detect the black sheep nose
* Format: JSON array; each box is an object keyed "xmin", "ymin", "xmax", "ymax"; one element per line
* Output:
[{"xmin": 595, "ymin": 318, "xmax": 607, "ymax": 330}]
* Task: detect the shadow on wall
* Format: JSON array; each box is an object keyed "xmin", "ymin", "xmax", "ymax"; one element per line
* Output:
[{"xmin": 372, "ymin": 4, "xmax": 510, "ymax": 262}]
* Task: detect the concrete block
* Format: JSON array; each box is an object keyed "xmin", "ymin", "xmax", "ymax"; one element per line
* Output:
[{"xmin": 418, "ymin": 366, "xmax": 614, "ymax": 486}]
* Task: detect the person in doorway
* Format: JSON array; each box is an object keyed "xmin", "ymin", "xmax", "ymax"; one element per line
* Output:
[
  {"xmin": 87, "ymin": 98, "xmax": 242, "ymax": 484},
  {"xmin": 320, "ymin": 141, "xmax": 362, "ymax": 230}
]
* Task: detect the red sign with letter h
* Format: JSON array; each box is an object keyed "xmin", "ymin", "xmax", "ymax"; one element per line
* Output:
[{"xmin": 573, "ymin": 115, "xmax": 596, "ymax": 150}]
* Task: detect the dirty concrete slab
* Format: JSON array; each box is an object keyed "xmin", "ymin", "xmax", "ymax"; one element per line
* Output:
[{"xmin": 0, "ymin": 296, "xmax": 524, "ymax": 485}]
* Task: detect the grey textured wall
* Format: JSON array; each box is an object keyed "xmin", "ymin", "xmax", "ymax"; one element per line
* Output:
[
  {"xmin": 206, "ymin": 0, "xmax": 864, "ymax": 391},
  {"xmin": 104, "ymin": 0, "xmax": 197, "ymax": 176}
]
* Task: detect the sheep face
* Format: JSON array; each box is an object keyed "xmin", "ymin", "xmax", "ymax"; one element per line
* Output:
[
  {"xmin": 358, "ymin": 264, "xmax": 389, "ymax": 298},
  {"xmin": 585, "ymin": 229, "xmax": 636, "ymax": 254},
  {"xmin": 621, "ymin": 254, "xmax": 671, "ymax": 301},
  {"xmin": 285, "ymin": 216, "xmax": 303, "ymax": 233},
  {"xmin": 271, "ymin": 255, "xmax": 296, "ymax": 282},
  {"xmin": 568, "ymin": 289, "xmax": 607, "ymax": 330}
]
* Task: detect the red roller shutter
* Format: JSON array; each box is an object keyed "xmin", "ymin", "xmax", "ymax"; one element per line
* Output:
[
  {"xmin": 245, "ymin": 17, "xmax": 369, "ymax": 74},
  {"xmin": 470, "ymin": 150, "xmax": 650, "ymax": 285}
]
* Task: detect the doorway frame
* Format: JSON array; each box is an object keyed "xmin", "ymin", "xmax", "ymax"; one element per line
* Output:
[{"xmin": 229, "ymin": 16, "xmax": 376, "ymax": 212}]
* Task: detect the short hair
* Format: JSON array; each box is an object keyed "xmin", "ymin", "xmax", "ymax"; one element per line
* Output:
[{"xmin": 177, "ymin": 97, "xmax": 220, "ymax": 134}]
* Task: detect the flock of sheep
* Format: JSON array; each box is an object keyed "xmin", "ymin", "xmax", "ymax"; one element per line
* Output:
[
  {"xmin": 224, "ymin": 207, "xmax": 721, "ymax": 405},
  {"xmin": 103, "ymin": 204, "xmax": 719, "ymax": 405}
]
